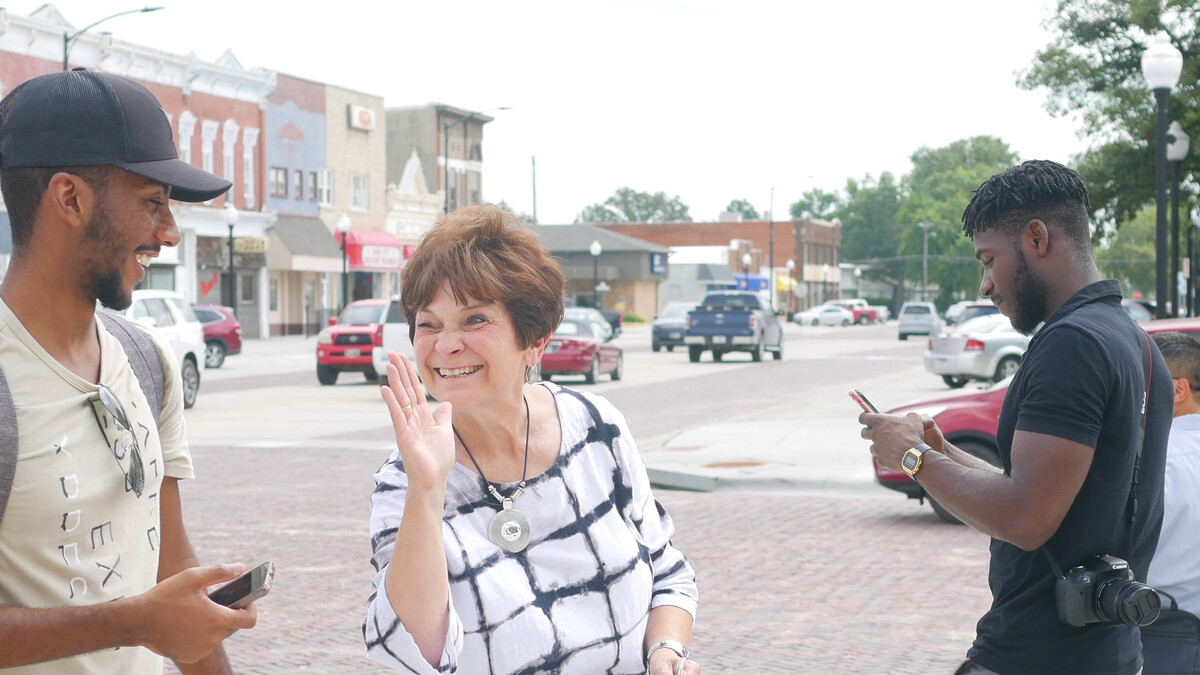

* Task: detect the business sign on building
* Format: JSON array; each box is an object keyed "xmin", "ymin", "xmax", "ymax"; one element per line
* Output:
[
  {"xmin": 348, "ymin": 104, "xmax": 377, "ymax": 131},
  {"xmin": 650, "ymin": 252, "xmax": 667, "ymax": 275},
  {"xmin": 234, "ymin": 237, "xmax": 268, "ymax": 254},
  {"xmin": 362, "ymin": 245, "xmax": 401, "ymax": 269}
]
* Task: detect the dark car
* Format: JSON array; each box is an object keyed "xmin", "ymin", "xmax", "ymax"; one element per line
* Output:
[
  {"xmin": 540, "ymin": 317, "xmax": 623, "ymax": 384},
  {"xmin": 651, "ymin": 301, "xmax": 697, "ymax": 352},
  {"xmin": 191, "ymin": 304, "xmax": 242, "ymax": 368}
]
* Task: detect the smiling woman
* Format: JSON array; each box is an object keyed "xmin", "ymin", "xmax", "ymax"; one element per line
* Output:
[{"xmin": 364, "ymin": 204, "xmax": 700, "ymax": 675}]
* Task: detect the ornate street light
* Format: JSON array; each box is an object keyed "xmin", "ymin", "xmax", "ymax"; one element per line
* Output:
[
  {"xmin": 589, "ymin": 239, "xmax": 603, "ymax": 309},
  {"xmin": 222, "ymin": 201, "xmax": 238, "ymax": 313},
  {"xmin": 337, "ymin": 213, "xmax": 352, "ymax": 311},
  {"xmin": 63, "ymin": 7, "xmax": 163, "ymax": 71},
  {"xmin": 1143, "ymin": 31, "xmax": 1184, "ymax": 318}
]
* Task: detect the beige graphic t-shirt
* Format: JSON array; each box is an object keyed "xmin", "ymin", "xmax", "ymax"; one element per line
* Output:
[{"xmin": 0, "ymin": 299, "xmax": 193, "ymax": 674}]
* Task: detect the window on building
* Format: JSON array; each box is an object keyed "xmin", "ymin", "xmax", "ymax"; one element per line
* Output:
[
  {"xmin": 178, "ymin": 111, "xmax": 196, "ymax": 166},
  {"xmin": 221, "ymin": 120, "xmax": 239, "ymax": 186},
  {"xmin": 242, "ymin": 128, "xmax": 259, "ymax": 209},
  {"xmin": 239, "ymin": 272, "xmax": 256, "ymax": 304},
  {"xmin": 318, "ymin": 169, "xmax": 333, "ymax": 206},
  {"xmin": 293, "ymin": 170, "xmax": 303, "ymax": 200},
  {"xmin": 270, "ymin": 167, "xmax": 288, "ymax": 197},
  {"xmin": 200, "ymin": 120, "xmax": 219, "ymax": 176},
  {"xmin": 350, "ymin": 173, "xmax": 369, "ymax": 211},
  {"xmin": 269, "ymin": 277, "xmax": 278, "ymax": 311},
  {"xmin": 309, "ymin": 172, "xmax": 318, "ymax": 201}
]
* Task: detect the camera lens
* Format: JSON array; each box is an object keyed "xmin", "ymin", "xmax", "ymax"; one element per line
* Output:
[{"xmin": 1096, "ymin": 578, "xmax": 1162, "ymax": 626}]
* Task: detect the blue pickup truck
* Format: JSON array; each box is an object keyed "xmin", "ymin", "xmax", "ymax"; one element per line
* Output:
[{"xmin": 684, "ymin": 291, "xmax": 784, "ymax": 363}]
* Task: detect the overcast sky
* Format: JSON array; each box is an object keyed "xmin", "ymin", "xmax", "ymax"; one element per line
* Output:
[{"xmin": 28, "ymin": 0, "xmax": 1088, "ymax": 224}]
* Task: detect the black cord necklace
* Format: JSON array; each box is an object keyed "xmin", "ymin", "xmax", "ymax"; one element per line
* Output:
[{"xmin": 453, "ymin": 394, "xmax": 532, "ymax": 553}]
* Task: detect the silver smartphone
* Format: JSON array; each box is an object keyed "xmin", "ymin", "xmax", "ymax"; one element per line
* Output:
[{"xmin": 207, "ymin": 561, "xmax": 274, "ymax": 609}]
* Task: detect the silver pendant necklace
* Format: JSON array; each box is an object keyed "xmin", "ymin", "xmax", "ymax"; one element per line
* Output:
[{"xmin": 454, "ymin": 395, "xmax": 532, "ymax": 553}]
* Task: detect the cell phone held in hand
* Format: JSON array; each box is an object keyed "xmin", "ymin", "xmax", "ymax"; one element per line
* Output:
[
  {"xmin": 207, "ymin": 561, "xmax": 274, "ymax": 609},
  {"xmin": 849, "ymin": 389, "xmax": 879, "ymax": 414}
]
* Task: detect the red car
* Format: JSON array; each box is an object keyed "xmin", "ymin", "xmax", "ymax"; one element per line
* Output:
[
  {"xmin": 191, "ymin": 304, "xmax": 242, "ymax": 369},
  {"xmin": 539, "ymin": 317, "xmax": 623, "ymax": 384},
  {"xmin": 878, "ymin": 316, "xmax": 1200, "ymax": 522},
  {"xmin": 316, "ymin": 298, "xmax": 388, "ymax": 385}
]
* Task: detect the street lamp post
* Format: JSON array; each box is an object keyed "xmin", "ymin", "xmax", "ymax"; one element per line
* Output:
[
  {"xmin": 741, "ymin": 252, "xmax": 752, "ymax": 289},
  {"xmin": 919, "ymin": 221, "xmax": 935, "ymax": 301},
  {"xmin": 442, "ymin": 106, "xmax": 509, "ymax": 214},
  {"xmin": 589, "ymin": 240, "xmax": 602, "ymax": 310},
  {"xmin": 1143, "ymin": 31, "xmax": 1184, "ymax": 319},
  {"xmin": 63, "ymin": 7, "xmax": 163, "ymax": 70},
  {"xmin": 785, "ymin": 258, "xmax": 796, "ymax": 319},
  {"xmin": 1168, "ymin": 121, "xmax": 1190, "ymax": 315},
  {"xmin": 337, "ymin": 213, "xmax": 352, "ymax": 312},
  {"xmin": 222, "ymin": 202, "xmax": 238, "ymax": 313}
]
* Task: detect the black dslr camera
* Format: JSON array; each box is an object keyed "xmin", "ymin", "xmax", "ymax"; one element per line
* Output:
[{"xmin": 1055, "ymin": 555, "xmax": 1161, "ymax": 627}]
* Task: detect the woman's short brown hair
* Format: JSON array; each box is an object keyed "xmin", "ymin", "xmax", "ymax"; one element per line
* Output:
[{"xmin": 400, "ymin": 204, "xmax": 565, "ymax": 349}]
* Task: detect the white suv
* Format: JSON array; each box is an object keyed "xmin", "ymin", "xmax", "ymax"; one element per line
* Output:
[{"xmin": 101, "ymin": 289, "xmax": 205, "ymax": 408}]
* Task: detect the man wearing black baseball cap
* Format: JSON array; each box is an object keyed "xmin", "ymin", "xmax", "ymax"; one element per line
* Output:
[{"xmin": 0, "ymin": 70, "xmax": 255, "ymax": 673}]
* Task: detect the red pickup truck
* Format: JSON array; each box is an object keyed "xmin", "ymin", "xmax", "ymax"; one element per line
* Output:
[{"xmin": 828, "ymin": 299, "xmax": 879, "ymax": 325}]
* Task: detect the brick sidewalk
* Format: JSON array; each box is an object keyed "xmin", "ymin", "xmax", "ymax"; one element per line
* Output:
[{"xmin": 169, "ymin": 446, "xmax": 991, "ymax": 674}]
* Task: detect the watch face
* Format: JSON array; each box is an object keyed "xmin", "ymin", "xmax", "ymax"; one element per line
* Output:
[{"xmin": 902, "ymin": 451, "xmax": 920, "ymax": 472}]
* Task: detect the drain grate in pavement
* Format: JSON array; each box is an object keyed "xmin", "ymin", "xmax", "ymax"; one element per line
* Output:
[{"xmin": 703, "ymin": 461, "xmax": 766, "ymax": 469}]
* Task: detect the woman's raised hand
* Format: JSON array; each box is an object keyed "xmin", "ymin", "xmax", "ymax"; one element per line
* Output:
[{"xmin": 381, "ymin": 352, "xmax": 455, "ymax": 493}]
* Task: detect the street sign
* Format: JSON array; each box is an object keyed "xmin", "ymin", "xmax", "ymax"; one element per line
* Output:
[{"xmin": 234, "ymin": 237, "xmax": 267, "ymax": 254}]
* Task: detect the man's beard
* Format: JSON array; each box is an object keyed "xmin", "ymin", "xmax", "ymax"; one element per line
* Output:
[
  {"xmin": 1011, "ymin": 246, "xmax": 1048, "ymax": 335},
  {"xmin": 80, "ymin": 201, "xmax": 133, "ymax": 312}
]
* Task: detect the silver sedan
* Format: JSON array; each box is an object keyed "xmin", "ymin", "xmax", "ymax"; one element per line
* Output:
[{"xmin": 924, "ymin": 313, "xmax": 1030, "ymax": 388}]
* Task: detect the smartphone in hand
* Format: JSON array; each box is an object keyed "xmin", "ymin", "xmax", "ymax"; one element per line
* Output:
[
  {"xmin": 207, "ymin": 561, "xmax": 274, "ymax": 609},
  {"xmin": 849, "ymin": 389, "xmax": 879, "ymax": 414}
]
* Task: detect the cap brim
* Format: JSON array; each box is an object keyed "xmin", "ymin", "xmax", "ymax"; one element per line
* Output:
[{"xmin": 113, "ymin": 157, "xmax": 232, "ymax": 203}]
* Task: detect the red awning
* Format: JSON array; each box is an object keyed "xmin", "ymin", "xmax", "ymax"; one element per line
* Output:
[{"xmin": 334, "ymin": 228, "xmax": 405, "ymax": 272}]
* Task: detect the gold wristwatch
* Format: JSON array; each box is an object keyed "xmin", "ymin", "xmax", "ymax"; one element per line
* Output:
[{"xmin": 901, "ymin": 443, "xmax": 933, "ymax": 477}]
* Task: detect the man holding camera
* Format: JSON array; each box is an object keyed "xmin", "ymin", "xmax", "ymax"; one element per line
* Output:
[{"xmin": 860, "ymin": 160, "xmax": 1171, "ymax": 674}]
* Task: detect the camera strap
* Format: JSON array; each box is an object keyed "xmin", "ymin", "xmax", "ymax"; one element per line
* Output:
[{"xmin": 1040, "ymin": 329, "xmax": 1153, "ymax": 579}]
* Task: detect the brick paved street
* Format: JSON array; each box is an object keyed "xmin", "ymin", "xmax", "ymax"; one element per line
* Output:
[{"xmin": 169, "ymin": 445, "xmax": 992, "ymax": 675}]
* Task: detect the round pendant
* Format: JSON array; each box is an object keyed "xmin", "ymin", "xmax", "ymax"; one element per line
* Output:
[{"xmin": 488, "ymin": 508, "xmax": 532, "ymax": 553}]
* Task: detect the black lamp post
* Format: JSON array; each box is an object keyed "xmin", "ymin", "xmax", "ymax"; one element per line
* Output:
[
  {"xmin": 1143, "ymin": 31, "xmax": 1183, "ymax": 319},
  {"xmin": 589, "ymin": 239, "xmax": 602, "ymax": 309},
  {"xmin": 1168, "ymin": 121, "xmax": 1191, "ymax": 315},
  {"xmin": 222, "ymin": 202, "xmax": 238, "ymax": 312},
  {"xmin": 337, "ymin": 213, "xmax": 351, "ymax": 311},
  {"xmin": 63, "ymin": 6, "xmax": 163, "ymax": 70}
]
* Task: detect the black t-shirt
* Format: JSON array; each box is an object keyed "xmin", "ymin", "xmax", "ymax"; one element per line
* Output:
[{"xmin": 967, "ymin": 280, "xmax": 1171, "ymax": 675}]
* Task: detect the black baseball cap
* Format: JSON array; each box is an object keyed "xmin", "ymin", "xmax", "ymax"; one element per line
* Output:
[{"xmin": 0, "ymin": 69, "xmax": 231, "ymax": 203}]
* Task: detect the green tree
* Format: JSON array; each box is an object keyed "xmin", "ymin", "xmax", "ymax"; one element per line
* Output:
[
  {"xmin": 836, "ymin": 173, "xmax": 905, "ymax": 307},
  {"xmin": 896, "ymin": 136, "xmax": 1019, "ymax": 307},
  {"xmin": 789, "ymin": 188, "xmax": 841, "ymax": 219},
  {"xmin": 576, "ymin": 187, "xmax": 692, "ymax": 223},
  {"xmin": 1020, "ymin": 1, "xmax": 1200, "ymax": 227},
  {"xmin": 494, "ymin": 200, "xmax": 537, "ymax": 225},
  {"xmin": 1095, "ymin": 205, "xmax": 1157, "ymax": 298},
  {"xmin": 723, "ymin": 198, "xmax": 760, "ymax": 220}
]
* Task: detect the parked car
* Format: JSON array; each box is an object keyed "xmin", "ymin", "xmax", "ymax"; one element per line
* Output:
[
  {"xmin": 897, "ymin": 301, "xmax": 943, "ymax": 340},
  {"xmin": 539, "ymin": 317, "xmax": 623, "ymax": 383},
  {"xmin": 874, "ymin": 381, "xmax": 1008, "ymax": 523},
  {"xmin": 924, "ymin": 313, "xmax": 1030, "ymax": 388},
  {"xmin": 601, "ymin": 310, "xmax": 623, "ymax": 337},
  {"xmin": 827, "ymin": 298, "xmax": 879, "ymax": 324},
  {"xmin": 191, "ymin": 304, "xmax": 241, "ymax": 368},
  {"xmin": 1122, "ymin": 300, "xmax": 1154, "ymax": 322},
  {"xmin": 794, "ymin": 304, "xmax": 855, "ymax": 327},
  {"xmin": 954, "ymin": 301, "xmax": 998, "ymax": 327},
  {"xmin": 372, "ymin": 296, "xmax": 416, "ymax": 388},
  {"xmin": 564, "ymin": 307, "xmax": 615, "ymax": 338},
  {"xmin": 651, "ymin": 301, "xmax": 697, "ymax": 352},
  {"xmin": 870, "ymin": 304, "xmax": 892, "ymax": 322},
  {"xmin": 101, "ymin": 289, "xmax": 204, "ymax": 409},
  {"xmin": 316, "ymin": 298, "xmax": 388, "ymax": 385},
  {"xmin": 684, "ymin": 290, "xmax": 784, "ymax": 362},
  {"xmin": 1143, "ymin": 316, "xmax": 1200, "ymax": 339}
]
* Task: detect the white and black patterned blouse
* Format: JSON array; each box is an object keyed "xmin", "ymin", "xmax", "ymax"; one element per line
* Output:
[{"xmin": 363, "ymin": 383, "xmax": 699, "ymax": 674}]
